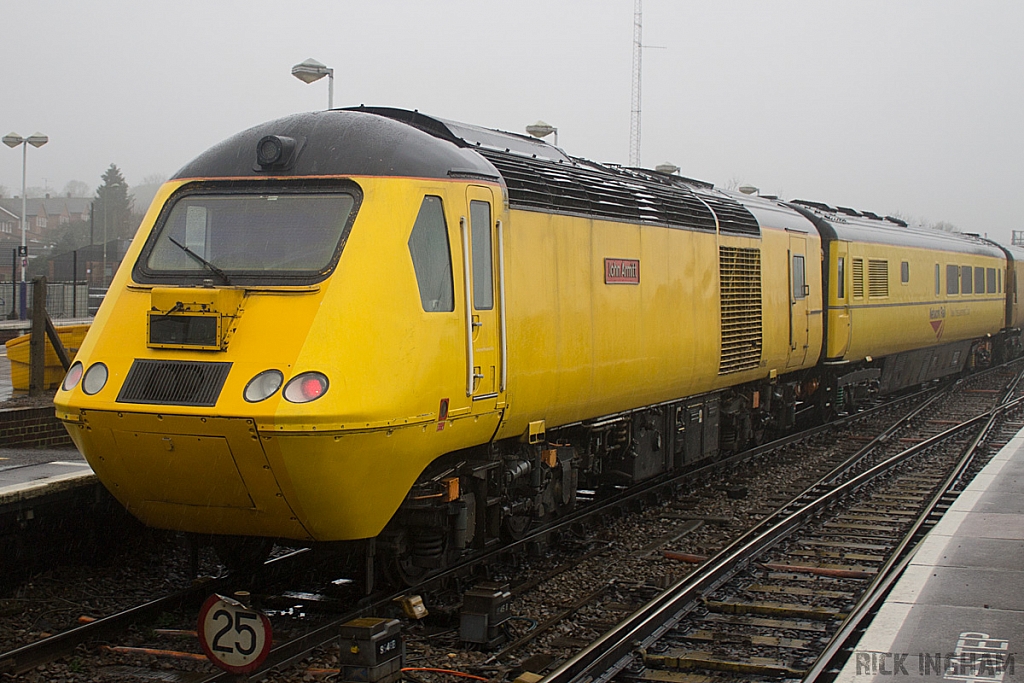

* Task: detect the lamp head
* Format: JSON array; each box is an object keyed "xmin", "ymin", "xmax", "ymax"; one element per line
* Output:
[
  {"xmin": 526, "ymin": 121, "xmax": 556, "ymax": 139},
  {"xmin": 292, "ymin": 58, "xmax": 331, "ymax": 84}
]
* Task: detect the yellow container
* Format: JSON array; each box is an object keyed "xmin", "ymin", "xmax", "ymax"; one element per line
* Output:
[{"xmin": 5, "ymin": 324, "xmax": 90, "ymax": 391}]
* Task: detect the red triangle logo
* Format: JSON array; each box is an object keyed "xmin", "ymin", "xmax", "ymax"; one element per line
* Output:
[{"xmin": 930, "ymin": 320, "xmax": 944, "ymax": 339}]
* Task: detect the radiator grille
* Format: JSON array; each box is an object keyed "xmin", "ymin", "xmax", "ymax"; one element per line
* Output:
[
  {"xmin": 868, "ymin": 259, "xmax": 889, "ymax": 297},
  {"xmin": 477, "ymin": 149, "xmax": 760, "ymax": 236},
  {"xmin": 117, "ymin": 360, "xmax": 232, "ymax": 407},
  {"xmin": 852, "ymin": 258, "xmax": 864, "ymax": 298},
  {"xmin": 719, "ymin": 247, "xmax": 763, "ymax": 375}
]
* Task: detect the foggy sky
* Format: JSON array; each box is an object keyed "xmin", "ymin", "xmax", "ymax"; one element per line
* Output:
[{"xmin": 3, "ymin": 0, "xmax": 1022, "ymax": 243}]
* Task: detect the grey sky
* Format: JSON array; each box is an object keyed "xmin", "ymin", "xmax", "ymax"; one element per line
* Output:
[{"xmin": 3, "ymin": 0, "xmax": 1022, "ymax": 243}]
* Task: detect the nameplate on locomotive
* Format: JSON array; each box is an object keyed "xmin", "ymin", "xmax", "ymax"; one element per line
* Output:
[{"xmin": 605, "ymin": 258, "xmax": 640, "ymax": 285}]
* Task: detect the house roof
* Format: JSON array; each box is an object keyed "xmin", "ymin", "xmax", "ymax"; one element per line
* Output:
[{"xmin": 0, "ymin": 197, "xmax": 91, "ymax": 219}]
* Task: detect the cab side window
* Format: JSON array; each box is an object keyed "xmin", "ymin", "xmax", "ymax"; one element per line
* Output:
[
  {"xmin": 470, "ymin": 200, "xmax": 494, "ymax": 310},
  {"xmin": 408, "ymin": 196, "xmax": 455, "ymax": 312}
]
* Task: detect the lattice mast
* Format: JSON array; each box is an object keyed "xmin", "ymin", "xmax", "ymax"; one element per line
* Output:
[{"xmin": 629, "ymin": 0, "xmax": 643, "ymax": 167}]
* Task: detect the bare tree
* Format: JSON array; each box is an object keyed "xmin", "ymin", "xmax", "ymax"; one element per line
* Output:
[{"xmin": 63, "ymin": 180, "xmax": 91, "ymax": 197}]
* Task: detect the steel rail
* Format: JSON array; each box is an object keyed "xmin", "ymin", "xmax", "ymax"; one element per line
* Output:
[
  {"xmin": 0, "ymin": 548, "xmax": 311, "ymax": 675},
  {"xmin": 803, "ymin": 391, "xmax": 1024, "ymax": 681},
  {"xmin": 539, "ymin": 413, "xmax": 990, "ymax": 683}
]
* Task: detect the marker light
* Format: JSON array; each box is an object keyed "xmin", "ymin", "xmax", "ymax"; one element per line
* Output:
[
  {"xmin": 62, "ymin": 361, "xmax": 84, "ymax": 391},
  {"xmin": 82, "ymin": 363, "xmax": 108, "ymax": 395},
  {"xmin": 283, "ymin": 372, "xmax": 328, "ymax": 403},
  {"xmin": 244, "ymin": 369, "xmax": 284, "ymax": 403}
]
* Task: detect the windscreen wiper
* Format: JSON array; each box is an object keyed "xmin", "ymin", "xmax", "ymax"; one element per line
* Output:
[{"xmin": 166, "ymin": 236, "xmax": 232, "ymax": 285}]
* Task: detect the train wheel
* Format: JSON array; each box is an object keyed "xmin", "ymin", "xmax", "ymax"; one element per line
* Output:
[
  {"xmin": 382, "ymin": 528, "xmax": 457, "ymax": 587},
  {"xmin": 386, "ymin": 551, "xmax": 430, "ymax": 587}
]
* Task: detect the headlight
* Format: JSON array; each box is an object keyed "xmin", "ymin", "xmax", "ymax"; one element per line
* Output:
[
  {"xmin": 283, "ymin": 372, "xmax": 328, "ymax": 403},
  {"xmin": 62, "ymin": 361, "xmax": 84, "ymax": 391},
  {"xmin": 82, "ymin": 363, "xmax": 108, "ymax": 395},
  {"xmin": 244, "ymin": 369, "xmax": 284, "ymax": 403}
]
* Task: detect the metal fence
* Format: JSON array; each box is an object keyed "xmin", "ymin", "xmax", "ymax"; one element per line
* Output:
[{"xmin": 0, "ymin": 281, "xmax": 93, "ymax": 319}]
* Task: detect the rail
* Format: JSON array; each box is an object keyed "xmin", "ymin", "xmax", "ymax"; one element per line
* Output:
[
  {"xmin": 803, "ymin": 391, "xmax": 1024, "ymax": 681},
  {"xmin": 539, "ymin": 372, "xmax": 1021, "ymax": 683}
]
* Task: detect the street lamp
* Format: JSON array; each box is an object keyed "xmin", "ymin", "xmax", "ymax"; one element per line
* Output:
[
  {"xmin": 291, "ymin": 58, "xmax": 334, "ymax": 109},
  {"xmin": 526, "ymin": 121, "xmax": 558, "ymax": 147},
  {"xmin": 3, "ymin": 132, "xmax": 48, "ymax": 320}
]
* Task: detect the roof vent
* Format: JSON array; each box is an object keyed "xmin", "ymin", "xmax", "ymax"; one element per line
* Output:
[{"xmin": 791, "ymin": 199, "xmax": 836, "ymax": 212}]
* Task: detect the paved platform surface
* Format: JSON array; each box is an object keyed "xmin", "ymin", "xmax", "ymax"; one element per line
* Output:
[
  {"xmin": 0, "ymin": 446, "xmax": 94, "ymax": 504},
  {"xmin": 836, "ymin": 431, "xmax": 1024, "ymax": 681}
]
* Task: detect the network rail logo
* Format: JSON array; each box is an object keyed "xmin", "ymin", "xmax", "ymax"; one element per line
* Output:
[{"xmin": 853, "ymin": 633, "xmax": 1014, "ymax": 680}]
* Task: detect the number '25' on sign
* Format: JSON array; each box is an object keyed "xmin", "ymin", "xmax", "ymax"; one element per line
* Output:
[{"xmin": 197, "ymin": 594, "xmax": 273, "ymax": 674}]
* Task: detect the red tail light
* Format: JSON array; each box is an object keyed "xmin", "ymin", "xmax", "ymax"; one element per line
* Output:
[{"xmin": 283, "ymin": 372, "xmax": 329, "ymax": 403}]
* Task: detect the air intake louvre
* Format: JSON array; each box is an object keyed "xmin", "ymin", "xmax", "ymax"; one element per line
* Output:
[
  {"xmin": 868, "ymin": 259, "xmax": 889, "ymax": 297},
  {"xmin": 117, "ymin": 360, "xmax": 231, "ymax": 407},
  {"xmin": 719, "ymin": 246, "xmax": 762, "ymax": 375},
  {"xmin": 852, "ymin": 258, "xmax": 864, "ymax": 298}
]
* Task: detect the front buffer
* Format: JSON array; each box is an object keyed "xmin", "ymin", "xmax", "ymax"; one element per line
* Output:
[{"xmin": 59, "ymin": 408, "xmax": 438, "ymax": 543}]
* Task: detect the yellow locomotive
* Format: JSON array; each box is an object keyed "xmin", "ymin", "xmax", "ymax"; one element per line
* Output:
[{"xmin": 53, "ymin": 107, "xmax": 1021, "ymax": 572}]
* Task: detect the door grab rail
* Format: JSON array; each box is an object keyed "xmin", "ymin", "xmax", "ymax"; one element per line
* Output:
[
  {"xmin": 461, "ymin": 217, "xmax": 475, "ymax": 397},
  {"xmin": 497, "ymin": 220, "xmax": 508, "ymax": 392}
]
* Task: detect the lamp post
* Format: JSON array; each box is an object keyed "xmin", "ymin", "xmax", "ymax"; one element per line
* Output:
[
  {"xmin": 2, "ymin": 132, "xmax": 48, "ymax": 320},
  {"xmin": 291, "ymin": 58, "xmax": 334, "ymax": 109},
  {"xmin": 526, "ymin": 121, "xmax": 558, "ymax": 147}
]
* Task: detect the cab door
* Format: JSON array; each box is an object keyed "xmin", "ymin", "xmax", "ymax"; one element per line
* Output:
[
  {"xmin": 787, "ymin": 235, "xmax": 810, "ymax": 367},
  {"xmin": 460, "ymin": 186, "xmax": 504, "ymax": 413}
]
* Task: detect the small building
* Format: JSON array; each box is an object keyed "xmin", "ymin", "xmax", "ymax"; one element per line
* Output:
[
  {"xmin": 48, "ymin": 238, "xmax": 131, "ymax": 287},
  {"xmin": 0, "ymin": 196, "xmax": 92, "ymax": 244}
]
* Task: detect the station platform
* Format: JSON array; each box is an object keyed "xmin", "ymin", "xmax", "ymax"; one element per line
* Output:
[
  {"xmin": 0, "ymin": 446, "xmax": 94, "ymax": 508},
  {"xmin": 835, "ymin": 430, "xmax": 1024, "ymax": 681}
]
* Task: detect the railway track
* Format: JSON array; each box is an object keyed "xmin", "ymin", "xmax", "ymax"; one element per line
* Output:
[
  {"xmin": 3, "ymin": 364, "xmax": 1020, "ymax": 681},
  {"xmin": 540, "ymin": 365, "xmax": 1024, "ymax": 683}
]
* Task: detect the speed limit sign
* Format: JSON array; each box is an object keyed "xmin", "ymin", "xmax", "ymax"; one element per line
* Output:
[{"xmin": 197, "ymin": 594, "xmax": 273, "ymax": 674}]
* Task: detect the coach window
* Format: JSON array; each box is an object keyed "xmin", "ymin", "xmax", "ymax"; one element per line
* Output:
[
  {"xmin": 987, "ymin": 268, "xmax": 996, "ymax": 294},
  {"xmin": 961, "ymin": 265, "xmax": 973, "ymax": 294},
  {"xmin": 470, "ymin": 200, "xmax": 494, "ymax": 310},
  {"xmin": 935, "ymin": 264, "xmax": 940, "ymax": 295},
  {"xmin": 999, "ymin": 269, "xmax": 1003, "ymax": 293},
  {"xmin": 901, "ymin": 261, "xmax": 910, "ymax": 284},
  {"xmin": 408, "ymin": 196, "xmax": 455, "ymax": 312},
  {"xmin": 976, "ymin": 267, "xmax": 986, "ymax": 293},
  {"xmin": 946, "ymin": 265, "xmax": 959, "ymax": 295}
]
